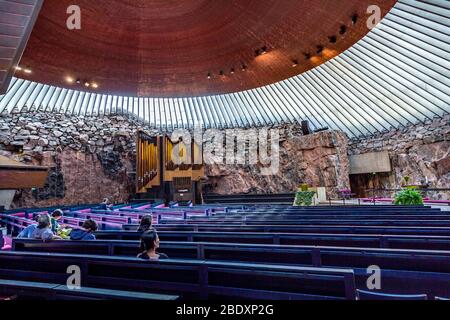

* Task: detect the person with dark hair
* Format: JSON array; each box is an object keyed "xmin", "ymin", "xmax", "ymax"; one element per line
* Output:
[
  {"xmin": 70, "ymin": 219, "xmax": 98, "ymax": 241},
  {"xmin": 99, "ymin": 198, "xmax": 113, "ymax": 211},
  {"xmin": 31, "ymin": 214, "xmax": 60, "ymax": 241},
  {"xmin": 51, "ymin": 209, "xmax": 64, "ymax": 233},
  {"xmin": 17, "ymin": 214, "xmax": 40, "ymax": 239},
  {"xmin": 137, "ymin": 229, "xmax": 168, "ymax": 260},
  {"xmin": 137, "ymin": 214, "xmax": 153, "ymax": 232}
]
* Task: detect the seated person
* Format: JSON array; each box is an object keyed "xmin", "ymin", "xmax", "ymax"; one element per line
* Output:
[
  {"xmin": 17, "ymin": 215, "xmax": 40, "ymax": 239},
  {"xmin": 50, "ymin": 209, "xmax": 64, "ymax": 233},
  {"xmin": 31, "ymin": 214, "xmax": 61, "ymax": 241},
  {"xmin": 70, "ymin": 219, "xmax": 98, "ymax": 240},
  {"xmin": 137, "ymin": 229, "xmax": 168, "ymax": 260},
  {"xmin": 99, "ymin": 198, "xmax": 113, "ymax": 211},
  {"xmin": 137, "ymin": 214, "xmax": 153, "ymax": 232}
]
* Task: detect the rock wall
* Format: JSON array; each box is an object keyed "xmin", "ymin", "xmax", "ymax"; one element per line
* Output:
[
  {"xmin": 206, "ymin": 128, "xmax": 350, "ymax": 198},
  {"xmin": 1, "ymin": 111, "xmax": 351, "ymax": 208},
  {"xmin": 348, "ymin": 115, "xmax": 450, "ymax": 200},
  {"xmin": 0, "ymin": 112, "xmax": 156, "ymax": 208}
]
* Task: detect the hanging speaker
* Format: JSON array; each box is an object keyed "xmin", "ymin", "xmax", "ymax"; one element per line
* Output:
[{"xmin": 301, "ymin": 120, "xmax": 311, "ymax": 135}]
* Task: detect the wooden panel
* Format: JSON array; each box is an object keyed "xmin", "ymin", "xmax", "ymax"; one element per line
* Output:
[
  {"xmin": 349, "ymin": 152, "xmax": 392, "ymax": 175},
  {"xmin": 0, "ymin": 0, "xmax": 44, "ymax": 94},
  {"xmin": 0, "ymin": 169, "xmax": 48, "ymax": 189},
  {"xmin": 16, "ymin": 0, "xmax": 397, "ymax": 97}
]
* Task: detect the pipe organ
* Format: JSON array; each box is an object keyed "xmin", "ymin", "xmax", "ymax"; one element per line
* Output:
[{"xmin": 136, "ymin": 130, "xmax": 205, "ymax": 205}]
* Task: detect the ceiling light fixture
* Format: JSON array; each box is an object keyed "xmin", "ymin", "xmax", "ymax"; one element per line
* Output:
[
  {"xmin": 76, "ymin": 78, "xmax": 81, "ymax": 84},
  {"xmin": 255, "ymin": 46, "xmax": 269, "ymax": 57},
  {"xmin": 15, "ymin": 66, "xmax": 22, "ymax": 71},
  {"xmin": 92, "ymin": 83, "xmax": 98, "ymax": 89},
  {"xmin": 24, "ymin": 68, "xmax": 32, "ymax": 74},
  {"xmin": 304, "ymin": 53, "xmax": 311, "ymax": 60},
  {"xmin": 316, "ymin": 45, "xmax": 324, "ymax": 54},
  {"xmin": 66, "ymin": 76, "xmax": 74, "ymax": 83},
  {"xmin": 328, "ymin": 35, "xmax": 337, "ymax": 43},
  {"xmin": 219, "ymin": 70, "xmax": 224, "ymax": 76},
  {"xmin": 340, "ymin": 25, "xmax": 347, "ymax": 35},
  {"xmin": 84, "ymin": 82, "xmax": 90, "ymax": 87},
  {"xmin": 351, "ymin": 13, "xmax": 358, "ymax": 24},
  {"xmin": 291, "ymin": 60, "xmax": 299, "ymax": 67},
  {"xmin": 230, "ymin": 68, "xmax": 235, "ymax": 74},
  {"xmin": 241, "ymin": 64, "xmax": 247, "ymax": 71},
  {"xmin": 207, "ymin": 72, "xmax": 212, "ymax": 79}
]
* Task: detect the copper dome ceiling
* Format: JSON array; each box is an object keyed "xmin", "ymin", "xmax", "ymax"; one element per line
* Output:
[{"xmin": 17, "ymin": 0, "xmax": 396, "ymax": 97}]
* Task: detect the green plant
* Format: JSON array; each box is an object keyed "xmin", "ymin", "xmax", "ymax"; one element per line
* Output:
[
  {"xmin": 294, "ymin": 190, "xmax": 316, "ymax": 206},
  {"xmin": 394, "ymin": 188, "xmax": 424, "ymax": 205}
]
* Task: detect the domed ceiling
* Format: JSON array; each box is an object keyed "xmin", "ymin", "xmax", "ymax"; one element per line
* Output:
[{"xmin": 16, "ymin": 0, "xmax": 396, "ymax": 97}]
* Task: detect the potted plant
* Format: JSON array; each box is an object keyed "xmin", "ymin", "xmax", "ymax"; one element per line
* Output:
[
  {"xmin": 394, "ymin": 176, "xmax": 424, "ymax": 205},
  {"xmin": 294, "ymin": 184, "xmax": 316, "ymax": 206}
]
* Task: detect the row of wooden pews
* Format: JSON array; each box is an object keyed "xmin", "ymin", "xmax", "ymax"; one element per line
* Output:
[{"xmin": 1, "ymin": 203, "xmax": 450, "ymax": 300}]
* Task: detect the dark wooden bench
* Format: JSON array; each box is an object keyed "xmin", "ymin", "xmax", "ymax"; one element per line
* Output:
[
  {"xmin": 0, "ymin": 279, "xmax": 179, "ymax": 300},
  {"xmin": 357, "ymin": 289, "xmax": 428, "ymax": 300},
  {"xmin": 11, "ymin": 238, "xmax": 450, "ymax": 298},
  {"xmin": 123, "ymin": 223, "xmax": 450, "ymax": 236},
  {"xmin": 160, "ymin": 219, "xmax": 450, "ymax": 227},
  {"xmin": 93, "ymin": 230, "xmax": 450, "ymax": 249},
  {"xmin": 0, "ymin": 251, "xmax": 356, "ymax": 300}
]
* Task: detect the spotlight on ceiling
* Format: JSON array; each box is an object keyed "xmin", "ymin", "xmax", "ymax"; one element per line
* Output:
[
  {"xmin": 351, "ymin": 13, "xmax": 358, "ymax": 24},
  {"xmin": 316, "ymin": 46, "xmax": 324, "ymax": 54},
  {"xmin": 84, "ymin": 82, "xmax": 90, "ymax": 87},
  {"xmin": 76, "ymin": 78, "xmax": 81, "ymax": 84},
  {"xmin": 23, "ymin": 68, "xmax": 32, "ymax": 74},
  {"xmin": 340, "ymin": 25, "xmax": 347, "ymax": 35},
  {"xmin": 207, "ymin": 72, "xmax": 212, "ymax": 79},
  {"xmin": 66, "ymin": 76, "xmax": 74, "ymax": 83},
  {"xmin": 304, "ymin": 53, "xmax": 311, "ymax": 60},
  {"xmin": 241, "ymin": 64, "xmax": 247, "ymax": 71},
  {"xmin": 230, "ymin": 68, "xmax": 235, "ymax": 74},
  {"xmin": 92, "ymin": 83, "xmax": 99, "ymax": 89},
  {"xmin": 255, "ymin": 46, "xmax": 268, "ymax": 56},
  {"xmin": 291, "ymin": 60, "xmax": 299, "ymax": 67},
  {"xmin": 15, "ymin": 66, "xmax": 22, "ymax": 71},
  {"xmin": 328, "ymin": 35, "xmax": 337, "ymax": 43}
]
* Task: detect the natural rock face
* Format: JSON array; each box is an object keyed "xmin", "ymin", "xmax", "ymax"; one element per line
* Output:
[
  {"xmin": 206, "ymin": 129, "xmax": 350, "ymax": 199},
  {"xmin": 1, "ymin": 111, "xmax": 351, "ymax": 207},
  {"xmin": 349, "ymin": 115, "xmax": 450, "ymax": 200},
  {"xmin": 0, "ymin": 112, "xmax": 152, "ymax": 208},
  {"xmin": 2, "ymin": 109, "xmax": 448, "ymax": 206},
  {"xmin": 32, "ymin": 166, "xmax": 65, "ymax": 201}
]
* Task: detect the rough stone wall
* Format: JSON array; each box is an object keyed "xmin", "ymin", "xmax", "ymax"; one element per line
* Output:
[
  {"xmin": 348, "ymin": 115, "xmax": 450, "ymax": 200},
  {"xmin": 206, "ymin": 128, "xmax": 350, "ymax": 198},
  {"xmin": 0, "ymin": 112, "xmax": 158, "ymax": 208},
  {"xmin": 0, "ymin": 111, "xmax": 351, "ymax": 207}
]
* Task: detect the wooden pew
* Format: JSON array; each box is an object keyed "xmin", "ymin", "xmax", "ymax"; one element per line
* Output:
[
  {"xmin": 123, "ymin": 223, "xmax": 450, "ymax": 236},
  {"xmin": 92, "ymin": 230, "xmax": 450, "ymax": 250},
  {"xmin": 0, "ymin": 279, "xmax": 179, "ymax": 300},
  {"xmin": 0, "ymin": 251, "xmax": 357, "ymax": 300},
  {"xmin": 12, "ymin": 239, "xmax": 450, "ymax": 298},
  {"xmin": 158, "ymin": 219, "xmax": 450, "ymax": 227}
]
